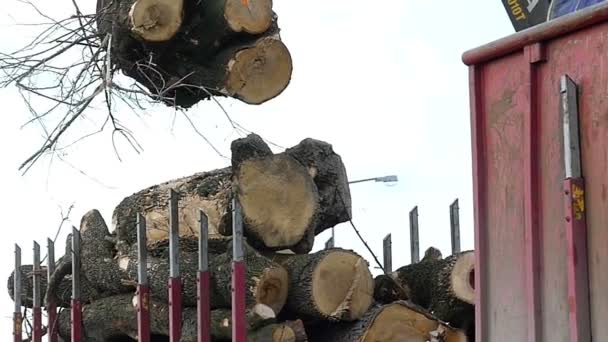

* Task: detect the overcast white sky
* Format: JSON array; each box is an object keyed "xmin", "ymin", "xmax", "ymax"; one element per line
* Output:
[{"xmin": 0, "ymin": 0, "xmax": 515, "ymax": 335}]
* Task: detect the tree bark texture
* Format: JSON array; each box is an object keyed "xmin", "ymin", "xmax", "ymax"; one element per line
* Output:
[
  {"xmin": 376, "ymin": 248, "xmax": 475, "ymax": 331},
  {"xmin": 268, "ymin": 248, "xmax": 374, "ymax": 321},
  {"xmin": 307, "ymin": 301, "xmax": 468, "ymax": 342},
  {"xmin": 56, "ymin": 294, "xmax": 306, "ymax": 341}
]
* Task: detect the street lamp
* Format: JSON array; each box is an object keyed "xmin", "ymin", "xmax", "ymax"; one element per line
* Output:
[
  {"xmin": 328, "ymin": 174, "xmax": 399, "ymax": 248},
  {"xmin": 348, "ymin": 175, "xmax": 399, "ymax": 184}
]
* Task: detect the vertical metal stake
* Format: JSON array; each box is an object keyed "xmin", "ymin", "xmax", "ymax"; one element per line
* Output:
[
  {"xmin": 560, "ymin": 75, "xmax": 591, "ymax": 342},
  {"xmin": 71, "ymin": 227, "xmax": 82, "ymax": 342},
  {"xmin": 32, "ymin": 242, "xmax": 42, "ymax": 342},
  {"xmin": 383, "ymin": 234, "xmax": 392, "ymax": 273},
  {"xmin": 409, "ymin": 206, "xmax": 420, "ymax": 263},
  {"xmin": 325, "ymin": 236, "xmax": 334, "ymax": 249},
  {"xmin": 137, "ymin": 214, "xmax": 150, "ymax": 342},
  {"xmin": 450, "ymin": 199, "xmax": 461, "ymax": 254},
  {"xmin": 47, "ymin": 239, "xmax": 58, "ymax": 342},
  {"xmin": 197, "ymin": 210, "xmax": 211, "ymax": 342},
  {"xmin": 232, "ymin": 198, "xmax": 246, "ymax": 342},
  {"xmin": 13, "ymin": 244, "xmax": 22, "ymax": 342},
  {"xmin": 168, "ymin": 189, "xmax": 182, "ymax": 342}
]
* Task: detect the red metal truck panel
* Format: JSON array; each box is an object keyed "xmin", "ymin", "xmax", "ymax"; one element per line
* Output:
[{"xmin": 464, "ymin": 3, "xmax": 608, "ymax": 341}]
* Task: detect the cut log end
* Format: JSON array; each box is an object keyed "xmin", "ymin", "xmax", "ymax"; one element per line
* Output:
[
  {"xmin": 450, "ymin": 251, "xmax": 475, "ymax": 304},
  {"xmin": 272, "ymin": 325, "xmax": 296, "ymax": 341},
  {"xmin": 225, "ymin": 37, "xmax": 293, "ymax": 104},
  {"xmin": 361, "ymin": 303, "xmax": 467, "ymax": 342},
  {"xmin": 313, "ymin": 250, "xmax": 374, "ymax": 321},
  {"xmin": 225, "ymin": 0, "xmax": 273, "ymax": 34},
  {"xmin": 129, "ymin": 0, "xmax": 183, "ymax": 42},
  {"xmin": 254, "ymin": 265, "xmax": 289, "ymax": 314},
  {"xmin": 236, "ymin": 154, "xmax": 318, "ymax": 249}
]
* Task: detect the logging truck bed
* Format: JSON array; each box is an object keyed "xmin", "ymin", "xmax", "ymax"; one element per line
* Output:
[{"xmin": 8, "ymin": 134, "xmax": 475, "ymax": 342}]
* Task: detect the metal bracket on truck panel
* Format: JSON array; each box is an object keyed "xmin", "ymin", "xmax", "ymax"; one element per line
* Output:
[{"xmin": 560, "ymin": 75, "xmax": 592, "ymax": 342}]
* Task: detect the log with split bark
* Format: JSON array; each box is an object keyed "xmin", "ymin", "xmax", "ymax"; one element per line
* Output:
[
  {"xmin": 308, "ymin": 300, "xmax": 468, "ymax": 342},
  {"xmin": 96, "ymin": 0, "xmax": 292, "ymax": 107},
  {"xmin": 56, "ymin": 294, "xmax": 307, "ymax": 342},
  {"xmin": 112, "ymin": 134, "xmax": 351, "ymax": 253},
  {"xmin": 374, "ymin": 247, "xmax": 475, "ymax": 332}
]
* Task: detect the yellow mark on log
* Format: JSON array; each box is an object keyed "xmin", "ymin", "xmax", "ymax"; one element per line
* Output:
[{"xmin": 572, "ymin": 184, "xmax": 585, "ymax": 221}]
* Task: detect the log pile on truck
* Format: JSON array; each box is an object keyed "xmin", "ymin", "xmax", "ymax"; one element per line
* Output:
[{"xmin": 7, "ymin": 134, "xmax": 475, "ymax": 341}]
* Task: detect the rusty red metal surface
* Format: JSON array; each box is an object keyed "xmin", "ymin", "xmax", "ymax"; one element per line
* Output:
[
  {"xmin": 137, "ymin": 285, "xmax": 150, "ymax": 342},
  {"xmin": 32, "ymin": 306, "xmax": 42, "ymax": 342},
  {"xmin": 71, "ymin": 299, "xmax": 82, "ymax": 342},
  {"xmin": 47, "ymin": 301, "xmax": 58, "ymax": 342},
  {"xmin": 13, "ymin": 312, "xmax": 22, "ymax": 342},
  {"xmin": 564, "ymin": 178, "xmax": 591, "ymax": 342},
  {"xmin": 464, "ymin": 5, "xmax": 608, "ymax": 341},
  {"xmin": 232, "ymin": 261, "xmax": 246, "ymax": 342},
  {"xmin": 197, "ymin": 271, "xmax": 211, "ymax": 342},
  {"xmin": 169, "ymin": 277, "xmax": 182, "ymax": 342}
]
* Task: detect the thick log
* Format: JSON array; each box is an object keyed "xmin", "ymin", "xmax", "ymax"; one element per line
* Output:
[
  {"xmin": 113, "ymin": 134, "xmax": 351, "ymax": 253},
  {"xmin": 56, "ymin": 294, "xmax": 303, "ymax": 341},
  {"xmin": 112, "ymin": 167, "xmax": 233, "ymax": 248},
  {"xmin": 97, "ymin": 0, "xmax": 291, "ymax": 107},
  {"xmin": 115, "ymin": 239, "xmax": 288, "ymax": 312},
  {"xmin": 284, "ymin": 138, "xmax": 353, "ymax": 235},
  {"xmin": 268, "ymin": 248, "xmax": 374, "ymax": 321},
  {"xmin": 375, "ymin": 248, "xmax": 475, "ymax": 331},
  {"xmin": 309, "ymin": 301, "xmax": 468, "ymax": 342}
]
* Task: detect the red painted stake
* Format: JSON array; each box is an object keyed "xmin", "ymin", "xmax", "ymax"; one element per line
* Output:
[
  {"xmin": 71, "ymin": 228, "xmax": 82, "ymax": 342},
  {"xmin": 13, "ymin": 244, "xmax": 22, "ymax": 342},
  {"xmin": 168, "ymin": 190, "xmax": 182, "ymax": 342},
  {"xmin": 231, "ymin": 198, "xmax": 246, "ymax": 342},
  {"xmin": 197, "ymin": 271, "xmax": 211, "ymax": 342},
  {"xmin": 560, "ymin": 75, "xmax": 591, "ymax": 342},
  {"xmin": 232, "ymin": 261, "xmax": 246, "ymax": 342},
  {"xmin": 169, "ymin": 278, "xmax": 182, "ymax": 341},
  {"xmin": 13, "ymin": 312, "xmax": 22, "ymax": 342},
  {"xmin": 47, "ymin": 301, "xmax": 58, "ymax": 342},
  {"xmin": 198, "ymin": 209, "xmax": 210, "ymax": 342},
  {"xmin": 71, "ymin": 299, "xmax": 82, "ymax": 342},
  {"xmin": 33, "ymin": 241, "xmax": 42, "ymax": 342},
  {"xmin": 32, "ymin": 307, "xmax": 42, "ymax": 342},
  {"xmin": 136, "ymin": 213, "xmax": 150, "ymax": 342},
  {"xmin": 47, "ymin": 238, "xmax": 58, "ymax": 342},
  {"xmin": 137, "ymin": 285, "xmax": 151, "ymax": 342}
]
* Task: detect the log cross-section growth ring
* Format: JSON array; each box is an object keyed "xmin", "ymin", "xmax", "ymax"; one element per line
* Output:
[
  {"xmin": 129, "ymin": 0, "xmax": 184, "ymax": 42},
  {"xmin": 235, "ymin": 154, "xmax": 319, "ymax": 249},
  {"xmin": 224, "ymin": 37, "xmax": 293, "ymax": 104}
]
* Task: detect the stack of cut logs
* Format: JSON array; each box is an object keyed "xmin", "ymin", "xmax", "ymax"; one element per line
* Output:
[{"xmin": 8, "ymin": 134, "xmax": 475, "ymax": 341}]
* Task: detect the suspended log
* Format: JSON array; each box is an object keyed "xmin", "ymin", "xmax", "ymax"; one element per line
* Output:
[
  {"xmin": 374, "ymin": 247, "xmax": 475, "ymax": 331},
  {"xmin": 112, "ymin": 134, "xmax": 351, "ymax": 253},
  {"xmin": 56, "ymin": 294, "xmax": 305, "ymax": 341},
  {"xmin": 96, "ymin": 0, "xmax": 292, "ymax": 107},
  {"xmin": 267, "ymin": 248, "xmax": 374, "ymax": 321},
  {"xmin": 309, "ymin": 301, "xmax": 468, "ymax": 342}
]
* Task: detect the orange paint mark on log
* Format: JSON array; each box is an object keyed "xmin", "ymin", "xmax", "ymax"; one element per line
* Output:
[{"xmin": 241, "ymin": 0, "xmax": 249, "ymax": 6}]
